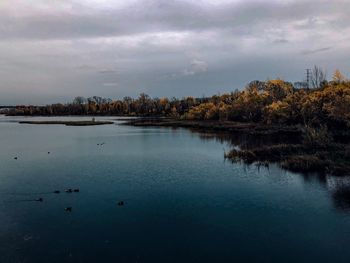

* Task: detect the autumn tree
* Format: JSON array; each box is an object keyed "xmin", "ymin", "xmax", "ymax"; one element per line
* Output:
[{"xmin": 332, "ymin": 69, "xmax": 346, "ymax": 84}]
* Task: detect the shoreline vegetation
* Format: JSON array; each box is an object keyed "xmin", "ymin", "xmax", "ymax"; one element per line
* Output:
[
  {"xmin": 4, "ymin": 68, "xmax": 350, "ymax": 176},
  {"xmin": 123, "ymin": 118, "xmax": 350, "ymax": 176},
  {"xmin": 19, "ymin": 120, "xmax": 113, "ymax": 126}
]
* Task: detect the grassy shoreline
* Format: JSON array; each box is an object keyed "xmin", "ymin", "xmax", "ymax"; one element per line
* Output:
[
  {"xmin": 124, "ymin": 118, "xmax": 350, "ymax": 176},
  {"xmin": 123, "ymin": 118, "xmax": 302, "ymax": 136}
]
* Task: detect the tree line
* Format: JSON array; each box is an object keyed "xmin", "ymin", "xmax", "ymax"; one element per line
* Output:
[
  {"xmin": 8, "ymin": 69, "xmax": 350, "ymax": 128},
  {"xmin": 184, "ymin": 69, "xmax": 349, "ymax": 128},
  {"xmin": 9, "ymin": 93, "xmax": 207, "ymax": 118}
]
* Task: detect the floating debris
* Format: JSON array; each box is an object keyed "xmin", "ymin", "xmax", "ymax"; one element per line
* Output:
[{"xmin": 64, "ymin": 207, "xmax": 72, "ymax": 212}]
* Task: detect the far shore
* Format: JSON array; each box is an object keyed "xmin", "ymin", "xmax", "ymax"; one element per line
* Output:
[{"xmin": 19, "ymin": 120, "xmax": 114, "ymax": 126}]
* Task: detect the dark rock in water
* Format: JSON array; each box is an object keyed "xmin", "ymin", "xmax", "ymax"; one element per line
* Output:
[
  {"xmin": 53, "ymin": 190, "xmax": 60, "ymax": 194},
  {"xmin": 64, "ymin": 207, "xmax": 72, "ymax": 212},
  {"xmin": 117, "ymin": 201, "xmax": 124, "ymax": 206},
  {"xmin": 73, "ymin": 189, "xmax": 79, "ymax": 193},
  {"xmin": 65, "ymin": 189, "xmax": 73, "ymax": 193},
  {"xmin": 36, "ymin": 198, "xmax": 43, "ymax": 202}
]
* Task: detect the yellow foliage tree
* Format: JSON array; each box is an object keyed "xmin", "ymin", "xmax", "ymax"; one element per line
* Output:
[{"xmin": 333, "ymin": 69, "xmax": 345, "ymax": 83}]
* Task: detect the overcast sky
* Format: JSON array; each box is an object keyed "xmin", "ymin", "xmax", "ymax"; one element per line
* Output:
[{"xmin": 0, "ymin": 0, "xmax": 349, "ymax": 105}]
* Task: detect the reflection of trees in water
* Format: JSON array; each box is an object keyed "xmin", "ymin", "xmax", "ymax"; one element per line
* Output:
[
  {"xmin": 193, "ymin": 129, "xmax": 298, "ymax": 150},
  {"xmin": 327, "ymin": 177, "xmax": 350, "ymax": 212},
  {"xmin": 299, "ymin": 173, "xmax": 350, "ymax": 212},
  {"xmin": 332, "ymin": 187, "xmax": 350, "ymax": 212},
  {"xmin": 300, "ymin": 172, "xmax": 328, "ymax": 185},
  {"xmin": 194, "ymin": 130, "xmax": 350, "ymax": 213}
]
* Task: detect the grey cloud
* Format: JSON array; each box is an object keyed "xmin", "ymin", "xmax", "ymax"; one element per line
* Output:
[
  {"xmin": 302, "ymin": 47, "xmax": 332, "ymax": 55},
  {"xmin": 162, "ymin": 59, "xmax": 208, "ymax": 79},
  {"xmin": 183, "ymin": 59, "xmax": 208, "ymax": 76},
  {"xmin": 273, "ymin": 39, "xmax": 289, "ymax": 44},
  {"xmin": 103, "ymin": 82, "xmax": 118, "ymax": 86},
  {"xmin": 99, "ymin": 70, "xmax": 118, "ymax": 74},
  {"xmin": 77, "ymin": 64, "xmax": 97, "ymax": 70},
  {"xmin": 0, "ymin": 0, "xmax": 349, "ymax": 105},
  {"xmin": 0, "ymin": 0, "xmax": 349, "ymax": 41}
]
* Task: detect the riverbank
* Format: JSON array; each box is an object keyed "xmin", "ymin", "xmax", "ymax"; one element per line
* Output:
[
  {"xmin": 124, "ymin": 118, "xmax": 350, "ymax": 176},
  {"xmin": 19, "ymin": 120, "xmax": 114, "ymax": 126},
  {"xmin": 123, "ymin": 118, "xmax": 302, "ymax": 137}
]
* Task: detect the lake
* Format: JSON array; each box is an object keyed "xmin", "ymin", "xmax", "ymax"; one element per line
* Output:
[{"xmin": 0, "ymin": 115, "xmax": 350, "ymax": 263}]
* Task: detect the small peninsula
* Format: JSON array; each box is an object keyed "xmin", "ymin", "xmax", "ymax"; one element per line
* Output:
[{"xmin": 19, "ymin": 120, "xmax": 113, "ymax": 126}]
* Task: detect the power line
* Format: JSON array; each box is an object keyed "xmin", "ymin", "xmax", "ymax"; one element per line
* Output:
[{"xmin": 306, "ymin": 68, "xmax": 311, "ymax": 89}]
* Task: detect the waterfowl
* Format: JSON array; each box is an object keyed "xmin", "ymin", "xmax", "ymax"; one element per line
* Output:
[
  {"xmin": 48, "ymin": 152, "xmax": 50, "ymax": 154},
  {"xmin": 117, "ymin": 201, "xmax": 124, "ymax": 206},
  {"xmin": 65, "ymin": 189, "xmax": 73, "ymax": 193},
  {"xmin": 73, "ymin": 189, "xmax": 79, "ymax": 193},
  {"xmin": 53, "ymin": 190, "xmax": 60, "ymax": 194},
  {"xmin": 14, "ymin": 157, "xmax": 18, "ymax": 160},
  {"xmin": 36, "ymin": 198, "xmax": 43, "ymax": 202},
  {"xmin": 64, "ymin": 207, "xmax": 72, "ymax": 212}
]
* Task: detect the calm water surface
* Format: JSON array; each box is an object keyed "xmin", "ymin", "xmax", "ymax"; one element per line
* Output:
[{"xmin": 0, "ymin": 115, "xmax": 350, "ymax": 262}]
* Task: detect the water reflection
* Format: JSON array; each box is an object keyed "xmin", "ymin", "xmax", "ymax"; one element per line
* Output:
[
  {"xmin": 326, "ymin": 177, "xmax": 350, "ymax": 212},
  {"xmin": 194, "ymin": 129, "xmax": 350, "ymax": 213},
  {"xmin": 192, "ymin": 129, "xmax": 300, "ymax": 149},
  {"xmin": 1, "ymin": 117, "xmax": 350, "ymax": 262},
  {"xmin": 332, "ymin": 187, "xmax": 350, "ymax": 212}
]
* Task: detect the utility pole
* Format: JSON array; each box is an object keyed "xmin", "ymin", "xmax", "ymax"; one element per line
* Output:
[{"xmin": 306, "ymin": 68, "xmax": 311, "ymax": 89}]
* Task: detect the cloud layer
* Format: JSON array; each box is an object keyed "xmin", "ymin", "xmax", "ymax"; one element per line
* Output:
[{"xmin": 0, "ymin": 0, "xmax": 349, "ymax": 104}]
